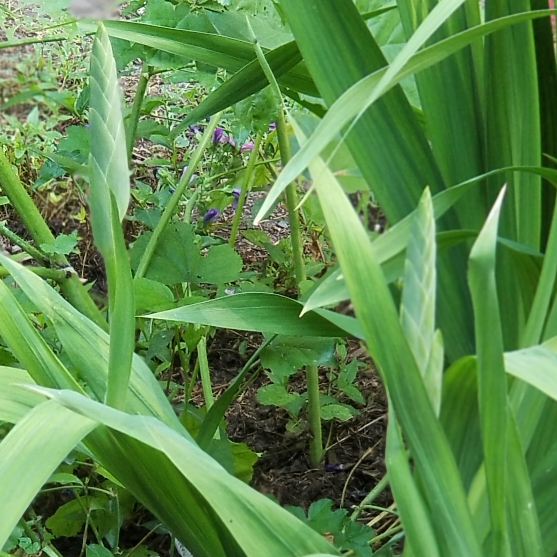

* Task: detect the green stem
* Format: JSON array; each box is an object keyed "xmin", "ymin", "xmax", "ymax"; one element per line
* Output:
[
  {"xmin": 127, "ymin": 62, "xmax": 151, "ymax": 162},
  {"xmin": 246, "ymin": 17, "xmax": 306, "ymax": 287},
  {"xmin": 351, "ymin": 473, "xmax": 390, "ymax": 520},
  {"xmin": 247, "ymin": 18, "xmax": 320, "ymax": 463},
  {"xmin": 0, "ymin": 264, "xmax": 74, "ymax": 281},
  {"xmin": 0, "ymin": 220, "xmax": 48, "ymax": 264},
  {"xmin": 197, "ymin": 335, "xmax": 220, "ymax": 440},
  {"xmin": 306, "ymin": 363, "xmax": 323, "ymax": 467},
  {"xmin": 0, "ymin": 148, "xmax": 107, "ymax": 329},
  {"xmin": 276, "ymin": 114, "xmax": 306, "ymax": 286},
  {"xmin": 196, "ymin": 334, "xmax": 276, "ymax": 448},
  {"xmin": 229, "ymin": 133, "xmax": 263, "ymax": 247},
  {"xmin": 197, "ymin": 336, "xmax": 214, "ymax": 407},
  {"xmin": 135, "ymin": 113, "xmax": 222, "ymax": 279}
]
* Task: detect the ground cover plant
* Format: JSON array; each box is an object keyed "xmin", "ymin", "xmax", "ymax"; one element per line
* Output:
[{"xmin": 3, "ymin": 0, "xmax": 557, "ymax": 556}]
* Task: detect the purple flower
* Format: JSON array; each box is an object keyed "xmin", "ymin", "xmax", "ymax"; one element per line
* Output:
[
  {"xmin": 212, "ymin": 127, "xmax": 224, "ymax": 145},
  {"xmin": 232, "ymin": 187, "xmax": 241, "ymax": 208},
  {"xmin": 227, "ymin": 136, "xmax": 236, "ymax": 147},
  {"xmin": 202, "ymin": 208, "xmax": 220, "ymax": 225},
  {"xmin": 240, "ymin": 141, "xmax": 254, "ymax": 153},
  {"xmin": 269, "ymin": 122, "xmax": 276, "ymax": 131}
]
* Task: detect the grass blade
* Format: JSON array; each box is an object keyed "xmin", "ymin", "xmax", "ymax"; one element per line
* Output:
[{"xmin": 468, "ymin": 187, "xmax": 509, "ymax": 555}]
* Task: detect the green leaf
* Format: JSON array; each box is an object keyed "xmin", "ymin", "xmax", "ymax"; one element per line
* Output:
[
  {"xmin": 37, "ymin": 389, "xmax": 340, "ymax": 557},
  {"xmin": 260, "ymin": 336, "xmax": 335, "ymax": 384},
  {"xmin": 46, "ymin": 499, "xmax": 88, "ymax": 537},
  {"xmin": 261, "ymin": 10, "xmax": 555, "ymax": 218},
  {"xmin": 197, "ymin": 244, "xmax": 243, "ymax": 284},
  {"xmin": 147, "ymin": 292, "xmax": 358, "ymax": 337},
  {"xmin": 0, "ymin": 368, "xmax": 44, "ymax": 424},
  {"xmin": 0, "ymin": 400, "xmax": 96, "ymax": 545},
  {"xmin": 87, "ymin": 545, "xmax": 114, "ymax": 557},
  {"xmin": 468, "ymin": 187, "xmax": 508, "ymax": 556},
  {"xmin": 0, "ymin": 255, "xmax": 183, "ymax": 432},
  {"xmin": 40, "ymin": 231, "xmax": 79, "ymax": 256},
  {"xmin": 386, "ymin": 411, "xmax": 440, "ymax": 557},
  {"xmin": 133, "ymin": 277, "xmax": 175, "ymax": 313},
  {"xmin": 256, "ymin": 384, "xmax": 299, "ymax": 407},
  {"xmin": 100, "ymin": 20, "xmax": 315, "ymax": 95},
  {"xmin": 172, "ymin": 40, "xmax": 303, "ymax": 132},
  {"xmin": 319, "ymin": 403, "xmax": 358, "ymax": 421},
  {"xmin": 130, "ymin": 222, "xmax": 200, "ymax": 285}
]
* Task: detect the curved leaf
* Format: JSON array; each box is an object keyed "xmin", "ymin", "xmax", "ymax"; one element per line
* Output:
[{"xmin": 147, "ymin": 292, "xmax": 361, "ymax": 338}]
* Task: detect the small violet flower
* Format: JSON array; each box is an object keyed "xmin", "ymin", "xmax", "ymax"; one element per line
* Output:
[
  {"xmin": 202, "ymin": 207, "xmax": 220, "ymax": 225},
  {"xmin": 268, "ymin": 122, "xmax": 277, "ymax": 131},
  {"xmin": 212, "ymin": 127, "xmax": 224, "ymax": 145},
  {"xmin": 240, "ymin": 141, "xmax": 254, "ymax": 153}
]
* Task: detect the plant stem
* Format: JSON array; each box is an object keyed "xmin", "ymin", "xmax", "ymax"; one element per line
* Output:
[
  {"xmin": 229, "ymin": 132, "xmax": 263, "ymax": 247},
  {"xmin": 276, "ymin": 114, "xmax": 306, "ymax": 286},
  {"xmin": 127, "ymin": 61, "xmax": 151, "ymax": 162},
  {"xmin": 245, "ymin": 17, "xmax": 306, "ymax": 287},
  {"xmin": 351, "ymin": 473, "xmax": 390, "ymax": 520},
  {"xmin": 247, "ymin": 18, "xmax": 321, "ymax": 464},
  {"xmin": 0, "ymin": 265, "xmax": 73, "ymax": 281},
  {"xmin": 0, "ymin": 148, "xmax": 107, "ymax": 329},
  {"xmin": 306, "ymin": 364, "xmax": 323, "ymax": 466},
  {"xmin": 197, "ymin": 335, "xmax": 220, "ymax": 440},
  {"xmin": 0, "ymin": 220, "xmax": 47, "ymax": 264},
  {"xmin": 135, "ymin": 112, "xmax": 222, "ymax": 279}
]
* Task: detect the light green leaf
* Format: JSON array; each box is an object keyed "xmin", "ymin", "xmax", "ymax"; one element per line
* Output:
[
  {"xmin": 147, "ymin": 292, "xmax": 360, "ymax": 338},
  {"xmin": 0, "ymin": 400, "xmax": 96, "ymax": 545},
  {"xmin": 468, "ymin": 187, "xmax": 508, "ymax": 556}
]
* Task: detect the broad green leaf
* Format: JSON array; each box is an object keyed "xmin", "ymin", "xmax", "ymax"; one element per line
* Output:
[
  {"xmin": 147, "ymin": 292, "xmax": 361, "ymax": 338},
  {"xmin": 0, "ymin": 276, "xmax": 84, "ymax": 394},
  {"xmin": 0, "ymin": 255, "xmax": 183, "ymax": 432},
  {"xmin": 0, "ymin": 400, "xmax": 96, "ymax": 546},
  {"xmin": 100, "ymin": 20, "xmax": 316, "ymax": 96},
  {"xmin": 38, "ymin": 389, "xmax": 340, "ymax": 557},
  {"xmin": 260, "ymin": 336, "xmax": 335, "ymax": 384},
  {"xmin": 468, "ymin": 187, "xmax": 508, "ymax": 556},
  {"xmin": 133, "ymin": 277, "xmax": 174, "ymax": 313},
  {"xmin": 131, "ymin": 222, "xmax": 243, "ymax": 285},
  {"xmin": 0, "ymin": 368, "xmax": 44, "ymax": 423}
]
